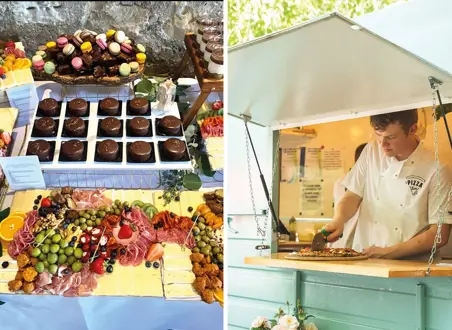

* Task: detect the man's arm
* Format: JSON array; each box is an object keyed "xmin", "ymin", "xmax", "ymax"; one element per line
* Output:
[{"xmin": 379, "ymin": 224, "xmax": 451, "ymax": 259}]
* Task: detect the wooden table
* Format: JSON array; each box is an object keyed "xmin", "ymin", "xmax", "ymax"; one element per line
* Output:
[
  {"xmin": 172, "ymin": 34, "xmax": 223, "ymax": 129},
  {"xmin": 245, "ymin": 253, "xmax": 452, "ymax": 278}
]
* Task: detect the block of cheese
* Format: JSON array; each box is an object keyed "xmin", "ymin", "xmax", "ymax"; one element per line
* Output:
[
  {"xmin": 163, "ymin": 257, "xmax": 192, "ymax": 271},
  {"xmin": 163, "ymin": 243, "xmax": 192, "ymax": 258},
  {"xmin": 164, "ymin": 283, "xmax": 200, "ymax": 300},
  {"xmin": 163, "ymin": 269, "xmax": 196, "ymax": 285},
  {"xmin": 0, "ymin": 107, "xmax": 19, "ymax": 133}
]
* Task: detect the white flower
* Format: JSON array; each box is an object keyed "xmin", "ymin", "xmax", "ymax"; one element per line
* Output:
[
  {"xmin": 251, "ymin": 316, "xmax": 270, "ymax": 328},
  {"xmin": 304, "ymin": 323, "xmax": 318, "ymax": 330},
  {"xmin": 278, "ymin": 315, "xmax": 300, "ymax": 329},
  {"xmin": 271, "ymin": 325, "xmax": 290, "ymax": 330}
]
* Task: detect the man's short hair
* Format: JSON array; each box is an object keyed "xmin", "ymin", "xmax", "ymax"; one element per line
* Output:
[
  {"xmin": 355, "ymin": 143, "xmax": 367, "ymax": 162},
  {"xmin": 370, "ymin": 109, "xmax": 418, "ymax": 134}
]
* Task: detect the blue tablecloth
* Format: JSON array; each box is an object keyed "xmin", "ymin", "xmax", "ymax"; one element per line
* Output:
[{"xmin": 0, "ymin": 294, "xmax": 223, "ymax": 330}]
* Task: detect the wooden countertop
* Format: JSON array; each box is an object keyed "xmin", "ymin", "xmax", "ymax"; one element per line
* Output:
[
  {"xmin": 279, "ymin": 241, "xmax": 311, "ymax": 246},
  {"xmin": 244, "ymin": 253, "xmax": 452, "ymax": 278}
]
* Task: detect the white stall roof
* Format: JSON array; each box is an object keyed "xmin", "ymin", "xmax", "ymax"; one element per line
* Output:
[{"xmin": 228, "ymin": 13, "xmax": 452, "ymax": 129}]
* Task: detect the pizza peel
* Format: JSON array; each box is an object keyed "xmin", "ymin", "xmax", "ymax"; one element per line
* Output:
[{"xmin": 311, "ymin": 229, "xmax": 343, "ymax": 251}]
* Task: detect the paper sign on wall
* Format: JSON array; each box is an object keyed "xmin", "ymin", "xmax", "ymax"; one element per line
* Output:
[
  {"xmin": 299, "ymin": 179, "xmax": 324, "ymax": 216},
  {"xmin": 281, "ymin": 148, "xmax": 298, "ymax": 183},
  {"xmin": 0, "ymin": 156, "xmax": 45, "ymax": 190},
  {"xmin": 299, "ymin": 147, "xmax": 321, "ymax": 179}
]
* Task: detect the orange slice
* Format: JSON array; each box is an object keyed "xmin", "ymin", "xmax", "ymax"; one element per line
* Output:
[
  {"xmin": 9, "ymin": 212, "xmax": 27, "ymax": 219},
  {"xmin": 22, "ymin": 58, "xmax": 32, "ymax": 69},
  {"xmin": 214, "ymin": 289, "xmax": 223, "ymax": 305},
  {"xmin": 0, "ymin": 215, "xmax": 24, "ymax": 242}
]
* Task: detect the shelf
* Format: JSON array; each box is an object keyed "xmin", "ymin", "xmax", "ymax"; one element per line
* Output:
[{"xmin": 244, "ymin": 253, "xmax": 452, "ymax": 278}]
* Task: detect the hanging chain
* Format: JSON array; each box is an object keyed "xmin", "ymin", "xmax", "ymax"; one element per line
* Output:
[
  {"xmin": 426, "ymin": 84, "xmax": 452, "ymax": 275},
  {"xmin": 244, "ymin": 121, "xmax": 280, "ymax": 254}
]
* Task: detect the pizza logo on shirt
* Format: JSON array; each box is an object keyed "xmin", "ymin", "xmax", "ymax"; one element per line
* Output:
[{"xmin": 405, "ymin": 175, "xmax": 425, "ymax": 196}]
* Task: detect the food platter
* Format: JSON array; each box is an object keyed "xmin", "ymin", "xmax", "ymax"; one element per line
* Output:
[{"xmin": 284, "ymin": 254, "xmax": 369, "ymax": 261}]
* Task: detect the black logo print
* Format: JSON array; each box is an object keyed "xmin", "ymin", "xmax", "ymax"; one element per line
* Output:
[{"xmin": 406, "ymin": 175, "xmax": 425, "ymax": 196}]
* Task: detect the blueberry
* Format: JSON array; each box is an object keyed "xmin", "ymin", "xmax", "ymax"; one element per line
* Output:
[
  {"xmin": 111, "ymin": 250, "xmax": 117, "ymax": 258},
  {"xmin": 120, "ymin": 248, "xmax": 126, "ymax": 255},
  {"xmin": 175, "ymin": 196, "xmax": 180, "ymax": 202},
  {"xmin": 90, "ymin": 241, "xmax": 96, "ymax": 246},
  {"xmin": 219, "ymin": 264, "xmax": 223, "ymax": 270},
  {"xmin": 69, "ymin": 241, "xmax": 75, "ymax": 247},
  {"xmin": 191, "ymin": 215, "xmax": 197, "ymax": 222},
  {"xmin": 170, "ymin": 212, "xmax": 175, "ymax": 218},
  {"xmin": 153, "ymin": 261, "xmax": 160, "ymax": 269},
  {"xmin": 188, "ymin": 206, "xmax": 193, "ymax": 212},
  {"xmin": 72, "ymin": 236, "xmax": 77, "ymax": 241},
  {"xmin": 65, "ymin": 219, "xmax": 70, "ymax": 224},
  {"xmin": 100, "ymin": 246, "xmax": 106, "ymax": 252},
  {"xmin": 1, "ymin": 261, "xmax": 9, "ymax": 269},
  {"xmin": 212, "ymin": 258, "xmax": 218, "ymax": 264},
  {"xmin": 77, "ymin": 243, "xmax": 83, "ymax": 249},
  {"xmin": 109, "ymin": 259, "xmax": 116, "ymax": 265},
  {"xmin": 124, "ymin": 207, "xmax": 130, "ymax": 213},
  {"xmin": 38, "ymin": 208, "xmax": 47, "ymax": 217},
  {"xmin": 106, "ymin": 265, "xmax": 113, "ymax": 273},
  {"xmin": 72, "ymin": 226, "xmax": 77, "ymax": 232},
  {"xmin": 33, "ymin": 206, "xmax": 38, "ymax": 210},
  {"xmin": 63, "ymin": 224, "xmax": 68, "ymax": 229},
  {"xmin": 37, "ymin": 195, "xmax": 42, "ymax": 200},
  {"xmin": 34, "ymin": 199, "xmax": 39, "ymax": 205},
  {"xmin": 145, "ymin": 261, "xmax": 152, "ymax": 268},
  {"xmin": 153, "ymin": 225, "xmax": 158, "ymax": 230}
]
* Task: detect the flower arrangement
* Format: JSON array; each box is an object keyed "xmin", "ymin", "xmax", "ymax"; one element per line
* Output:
[{"xmin": 250, "ymin": 300, "xmax": 317, "ymax": 330}]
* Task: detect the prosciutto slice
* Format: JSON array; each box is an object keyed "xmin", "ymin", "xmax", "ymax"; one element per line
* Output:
[
  {"xmin": 71, "ymin": 189, "xmax": 112, "ymax": 210},
  {"xmin": 7, "ymin": 211, "xmax": 39, "ymax": 258}
]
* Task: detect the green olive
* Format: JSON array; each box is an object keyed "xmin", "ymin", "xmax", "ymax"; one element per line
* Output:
[
  {"xmin": 202, "ymin": 236, "xmax": 210, "ymax": 243},
  {"xmin": 200, "ymin": 247, "xmax": 210, "ymax": 255},
  {"xmin": 197, "ymin": 241, "xmax": 206, "ymax": 248},
  {"xmin": 80, "ymin": 218, "xmax": 86, "ymax": 224},
  {"xmin": 89, "ymin": 210, "xmax": 96, "ymax": 216},
  {"xmin": 198, "ymin": 217, "xmax": 206, "ymax": 224},
  {"xmin": 82, "ymin": 213, "xmax": 90, "ymax": 219},
  {"xmin": 199, "ymin": 230, "xmax": 206, "ymax": 236},
  {"xmin": 74, "ymin": 219, "xmax": 80, "ymax": 226},
  {"xmin": 115, "ymin": 199, "xmax": 121, "ymax": 206},
  {"xmin": 197, "ymin": 222, "xmax": 206, "ymax": 230},
  {"xmin": 209, "ymin": 240, "xmax": 218, "ymax": 247},
  {"xmin": 123, "ymin": 201, "xmax": 129, "ymax": 207},
  {"xmin": 213, "ymin": 247, "xmax": 220, "ymax": 254},
  {"xmin": 192, "ymin": 227, "xmax": 200, "ymax": 236},
  {"xmin": 192, "ymin": 247, "xmax": 200, "ymax": 253},
  {"xmin": 105, "ymin": 207, "xmax": 111, "ymax": 213},
  {"xmin": 80, "ymin": 223, "xmax": 87, "ymax": 231},
  {"xmin": 98, "ymin": 211, "xmax": 106, "ymax": 218},
  {"xmin": 95, "ymin": 218, "xmax": 102, "ymax": 226},
  {"xmin": 207, "ymin": 231, "xmax": 214, "ymax": 239},
  {"xmin": 86, "ymin": 220, "xmax": 93, "ymax": 226},
  {"xmin": 217, "ymin": 254, "xmax": 223, "ymax": 263},
  {"xmin": 194, "ymin": 236, "xmax": 201, "ymax": 242},
  {"xmin": 114, "ymin": 209, "xmax": 121, "ymax": 215}
]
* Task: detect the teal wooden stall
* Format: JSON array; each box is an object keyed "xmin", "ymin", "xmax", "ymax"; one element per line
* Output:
[{"xmin": 227, "ymin": 3, "xmax": 452, "ymax": 330}]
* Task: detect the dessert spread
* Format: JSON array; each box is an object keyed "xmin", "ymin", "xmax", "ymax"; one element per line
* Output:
[
  {"xmin": 61, "ymin": 140, "xmax": 85, "ymax": 161},
  {"xmin": 99, "ymin": 97, "xmax": 120, "ymax": 116},
  {"xmin": 129, "ymin": 97, "xmax": 149, "ymax": 115},
  {"xmin": 68, "ymin": 98, "xmax": 89, "ymax": 117},
  {"xmin": 96, "ymin": 139, "xmax": 119, "ymax": 161},
  {"xmin": 100, "ymin": 117, "xmax": 122, "ymax": 137},
  {"xmin": 162, "ymin": 138, "xmax": 186, "ymax": 161},
  {"xmin": 38, "ymin": 98, "xmax": 59, "ymax": 117},
  {"xmin": 34, "ymin": 117, "xmax": 56, "ymax": 137},
  {"xmin": 27, "ymin": 140, "xmax": 51, "ymax": 161},
  {"xmin": 128, "ymin": 141, "xmax": 152, "ymax": 162},
  {"xmin": 158, "ymin": 115, "xmax": 181, "ymax": 136},
  {"xmin": 129, "ymin": 117, "xmax": 150, "ymax": 136},
  {"xmin": 63, "ymin": 117, "xmax": 86, "ymax": 137}
]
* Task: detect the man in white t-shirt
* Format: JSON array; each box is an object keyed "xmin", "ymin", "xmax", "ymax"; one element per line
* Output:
[
  {"xmin": 324, "ymin": 109, "xmax": 452, "ymax": 259},
  {"xmin": 330, "ymin": 143, "xmax": 367, "ymax": 249}
]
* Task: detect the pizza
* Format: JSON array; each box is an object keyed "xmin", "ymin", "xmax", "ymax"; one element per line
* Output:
[{"xmin": 296, "ymin": 247, "xmax": 364, "ymax": 258}]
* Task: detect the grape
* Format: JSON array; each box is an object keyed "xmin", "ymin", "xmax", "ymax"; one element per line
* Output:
[
  {"xmin": 74, "ymin": 248, "xmax": 83, "ymax": 259},
  {"xmin": 35, "ymin": 233, "xmax": 45, "ymax": 243},
  {"xmin": 31, "ymin": 247, "xmax": 41, "ymax": 257},
  {"xmin": 114, "ymin": 209, "xmax": 120, "ymax": 215},
  {"xmin": 44, "ymin": 238, "xmax": 52, "ymax": 245},
  {"xmin": 52, "ymin": 234, "xmax": 62, "ymax": 243},
  {"xmin": 42, "ymin": 244, "xmax": 51, "ymax": 253},
  {"xmin": 98, "ymin": 211, "xmax": 106, "ymax": 218},
  {"xmin": 115, "ymin": 199, "xmax": 121, "ymax": 206},
  {"xmin": 50, "ymin": 244, "xmax": 60, "ymax": 253},
  {"xmin": 60, "ymin": 240, "xmax": 68, "ymax": 249},
  {"xmin": 47, "ymin": 253, "xmax": 58, "ymax": 264},
  {"xmin": 67, "ymin": 256, "xmax": 76, "ymax": 265},
  {"xmin": 58, "ymin": 249, "xmax": 65, "ymax": 256},
  {"xmin": 43, "ymin": 260, "xmax": 49, "ymax": 269},
  {"xmin": 82, "ymin": 213, "xmax": 90, "ymax": 219},
  {"xmin": 48, "ymin": 264, "xmax": 58, "ymax": 275},
  {"xmin": 74, "ymin": 219, "xmax": 80, "ymax": 226},
  {"xmin": 80, "ymin": 218, "xmax": 86, "ymax": 224},
  {"xmin": 45, "ymin": 229, "xmax": 55, "ymax": 237},
  {"xmin": 35, "ymin": 262, "xmax": 45, "ymax": 273},
  {"xmin": 80, "ymin": 224, "xmax": 87, "ymax": 231},
  {"xmin": 86, "ymin": 220, "xmax": 93, "ymax": 226},
  {"xmin": 95, "ymin": 218, "xmax": 102, "ymax": 226},
  {"xmin": 89, "ymin": 210, "xmax": 96, "ymax": 216},
  {"xmin": 39, "ymin": 254, "xmax": 46, "ymax": 261},
  {"xmin": 58, "ymin": 254, "xmax": 67, "ymax": 265},
  {"xmin": 71, "ymin": 261, "xmax": 82, "ymax": 273},
  {"xmin": 64, "ymin": 247, "xmax": 74, "ymax": 256},
  {"xmin": 90, "ymin": 216, "xmax": 96, "ymax": 221}
]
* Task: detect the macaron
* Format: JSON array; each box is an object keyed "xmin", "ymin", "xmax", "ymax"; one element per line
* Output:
[
  {"xmin": 124, "ymin": 39, "xmax": 132, "ymax": 45},
  {"xmin": 119, "ymin": 63, "xmax": 131, "ymax": 76},
  {"xmin": 73, "ymin": 31, "xmax": 83, "ymax": 46},
  {"xmin": 136, "ymin": 44, "xmax": 145, "ymax": 53},
  {"xmin": 44, "ymin": 61, "xmax": 56, "ymax": 74},
  {"xmin": 120, "ymin": 42, "xmax": 132, "ymax": 54},
  {"xmin": 80, "ymin": 29, "xmax": 92, "ymax": 41},
  {"xmin": 80, "ymin": 42, "xmax": 92, "ymax": 53},
  {"xmin": 136, "ymin": 53, "xmax": 146, "ymax": 65},
  {"xmin": 71, "ymin": 57, "xmax": 83, "ymax": 70},
  {"xmin": 63, "ymin": 43, "xmax": 75, "ymax": 56},
  {"xmin": 108, "ymin": 42, "xmax": 120, "ymax": 56},
  {"xmin": 35, "ymin": 50, "xmax": 47, "ymax": 59},
  {"xmin": 96, "ymin": 33, "xmax": 107, "ymax": 42},
  {"xmin": 96, "ymin": 35, "xmax": 107, "ymax": 50},
  {"xmin": 106, "ymin": 30, "xmax": 116, "ymax": 40},
  {"xmin": 5, "ymin": 41, "xmax": 15, "ymax": 49},
  {"xmin": 129, "ymin": 61, "xmax": 139, "ymax": 73},
  {"xmin": 32, "ymin": 55, "xmax": 45, "ymax": 71},
  {"xmin": 57, "ymin": 37, "xmax": 68, "ymax": 48},
  {"xmin": 114, "ymin": 31, "xmax": 126, "ymax": 44},
  {"xmin": 46, "ymin": 41, "xmax": 57, "ymax": 49},
  {"xmin": 38, "ymin": 45, "xmax": 47, "ymax": 52}
]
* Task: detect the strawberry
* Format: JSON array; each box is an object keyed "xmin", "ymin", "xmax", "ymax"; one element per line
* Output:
[
  {"xmin": 1, "ymin": 132, "xmax": 11, "ymax": 145},
  {"xmin": 41, "ymin": 198, "xmax": 51, "ymax": 208},
  {"xmin": 118, "ymin": 224, "xmax": 133, "ymax": 239},
  {"xmin": 212, "ymin": 101, "xmax": 223, "ymax": 111},
  {"xmin": 90, "ymin": 257, "xmax": 106, "ymax": 275}
]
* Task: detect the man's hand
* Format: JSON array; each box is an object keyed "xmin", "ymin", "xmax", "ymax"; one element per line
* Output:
[
  {"xmin": 363, "ymin": 246, "xmax": 394, "ymax": 259},
  {"xmin": 322, "ymin": 221, "xmax": 344, "ymax": 242}
]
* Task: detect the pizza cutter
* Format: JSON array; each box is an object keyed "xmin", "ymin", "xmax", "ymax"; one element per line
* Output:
[{"xmin": 311, "ymin": 229, "xmax": 343, "ymax": 251}]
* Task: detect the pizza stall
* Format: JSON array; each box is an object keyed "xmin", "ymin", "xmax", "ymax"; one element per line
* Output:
[{"xmin": 229, "ymin": 12, "xmax": 452, "ymax": 330}]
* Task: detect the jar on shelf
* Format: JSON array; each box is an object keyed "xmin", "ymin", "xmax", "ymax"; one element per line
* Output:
[
  {"xmin": 195, "ymin": 15, "xmax": 216, "ymax": 41},
  {"xmin": 204, "ymin": 37, "xmax": 223, "ymax": 63},
  {"xmin": 201, "ymin": 28, "xmax": 223, "ymax": 53},
  {"xmin": 208, "ymin": 47, "xmax": 224, "ymax": 76}
]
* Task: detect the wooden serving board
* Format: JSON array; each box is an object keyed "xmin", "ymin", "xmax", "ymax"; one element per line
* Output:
[
  {"xmin": 0, "ymin": 188, "xmax": 217, "ymax": 298},
  {"xmin": 284, "ymin": 254, "xmax": 369, "ymax": 261}
]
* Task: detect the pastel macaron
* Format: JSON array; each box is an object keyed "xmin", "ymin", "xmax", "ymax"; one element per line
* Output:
[
  {"xmin": 136, "ymin": 44, "xmax": 145, "ymax": 53},
  {"xmin": 136, "ymin": 53, "xmax": 146, "ymax": 65},
  {"xmin": 35, "ymin": 50, "xmax": 47, "ymax": 59},
  {"xmin": 46, "ymin": 41, "xmax": 57, "ymax": 49},
  {"xmin": 114, "ymin": 31, "xmax": 126, "ymax": 44},
  {"xmin": 57, "ymin": 37, "xmax": 68, "ymax": 48},
  {"xmin": 120, "ymin": 42, "xmax": 132, "ymax": 54},
  {"xmin": 32, "ymin": 55, "xmax": 45, "ymax": 71},
  {"xmin": 80, "ymin": 41, "xmax": 92, "ymax": 53},
  {"xmin": 106, "ymin": 30, "xmax": 116, "ymax": 40},
  {"xmin": 44, "ymin": 61, "xmax": 56, "ymax": 74},
  {"xmin": 96, "ymin": 34, "xmax": 107, "ymax": 50},
  {"xmin": 108, "ymin": 42, "xmax": 121, "ymax": 56},
  {"xmin": 71, "ymin": 57, "xmax": 83, "ymax": 70},
  {"xmin": 119, "ymin": 63, "xmax": 131, "ymax": 76},
  {"xmin": 63, "ymin": 44, "xmax": 75, "ymax": 56},
  {"xmin": 73, "ymin": 31, "xmax": 83, "ymax": 46},
  {"xmin": 129, "ymin": 61, "xmax": 139, "ymax": 73},
  {"xmin": 38, "ymin": 45, "xmax": 47, "ymax": 52}
]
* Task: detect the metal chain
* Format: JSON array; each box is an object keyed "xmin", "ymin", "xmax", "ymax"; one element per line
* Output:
[
  {"xmin": 426, "ymin": 85, "xmax": 452, "ymax": 275},
  {"xmin": 244, "ymin": 122, "xmax": 280, "ymax": 253}
]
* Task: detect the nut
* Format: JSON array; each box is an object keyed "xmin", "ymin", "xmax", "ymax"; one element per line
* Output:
[
  {"xmin": 61, "ymin": 187, "xmax": 73, "ymax": 195},
  {"xmin": 50, "ymin": 190, "xmax": 61, "ymax": 198},
  {"xmin": 53, "ymin": 193, "xmax": 66, "ymax": 205},
  {"xmin": 66, "ymin": 198, "xmax": 77, "ymax": 209}
]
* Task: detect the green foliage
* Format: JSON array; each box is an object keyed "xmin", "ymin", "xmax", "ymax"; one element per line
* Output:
[{"xmin": 228, "ymin": 0, "xmax": 408, "ymax": 46}]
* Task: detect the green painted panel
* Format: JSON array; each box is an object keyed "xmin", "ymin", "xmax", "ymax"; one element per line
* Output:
[
  {"xmin": 228, "ymin": 238, "xmax": 272, "ymax": 268},
  {"xmin": 229, "ymin": 267, "xmax": 297, "ymax": 302},
  {"xmin": 310, "ymin": 318, "xmax": 387, "ymax": 330},
  {"xmin": 228, "ymin": 326, "xmax": 248, "ymax": 330}
]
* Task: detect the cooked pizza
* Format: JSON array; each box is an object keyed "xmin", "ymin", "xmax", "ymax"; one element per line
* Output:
[{"xmin": 296, "ymin": 247, "xmax": 364, "ymax": 258}]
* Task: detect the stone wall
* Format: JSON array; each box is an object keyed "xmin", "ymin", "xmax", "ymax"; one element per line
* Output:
[{"xmin": 0, "ymin": 1, "xmax": 223, "ymax": 76}]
